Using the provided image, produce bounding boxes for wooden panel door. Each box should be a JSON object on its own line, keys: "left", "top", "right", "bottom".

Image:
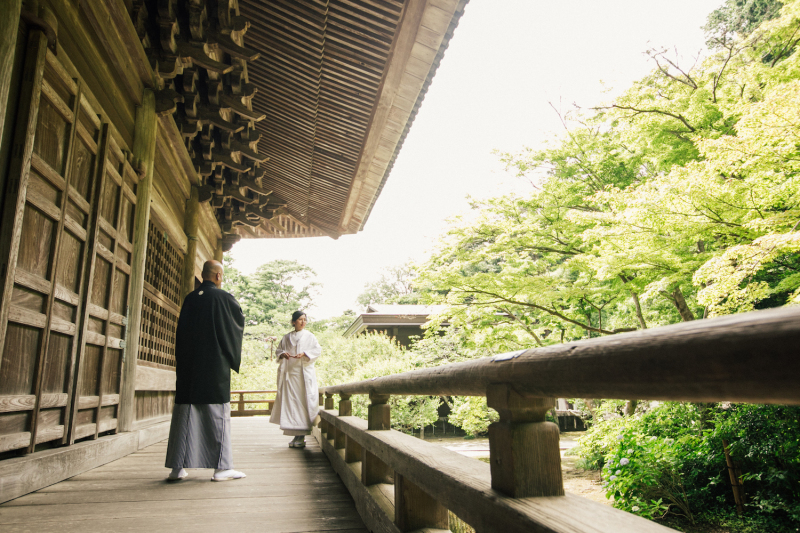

{"left": 0, "top": 31, "right": 140, "bottom": 453}
{"left": 0, "top": 37, "right": 101, "bottom": 453}
{"left": 69, "top": 132, "right": 139, "bottom": 443}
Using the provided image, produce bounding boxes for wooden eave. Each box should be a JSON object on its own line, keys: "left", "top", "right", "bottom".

{"left": 74, "top": 0, "right": 468, "bottom": 242}
{"left": 239, "top": 0, "right": 469, "bottom": 239}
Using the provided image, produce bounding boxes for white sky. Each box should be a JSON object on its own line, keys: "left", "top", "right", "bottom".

{"left": 232, "top": 0, "right": 723, "bottom": 319}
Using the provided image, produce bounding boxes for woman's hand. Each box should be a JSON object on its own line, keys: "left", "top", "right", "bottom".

{"left": 278, "top": 352, "right": 289, "bottom": 360}
{"left": 292, "top": 352, "right": 305, "bottom": 359}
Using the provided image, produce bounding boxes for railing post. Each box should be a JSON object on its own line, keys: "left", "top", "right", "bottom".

{"left": 238, "top": 392, "right": 244, "bottom": 413}
{"left": 363, "top": 392, "right": 393, "bottom": 485}
{"left": 367, "top": 393, "right": 390, "bottom": 430}
{"left": 486, "top": 384, "right": 564, "bottom": 497}
{"left": 335, "top": 393, "right": 350, "bottom": 450}
{"left": 338, "top": 393, "right": 352, "bottom": 416}
{"left": 395, "top": 474, "right": 449, "bottom": 532}
{"left": 322, "top": 393, "right": 335, "bottom": 438}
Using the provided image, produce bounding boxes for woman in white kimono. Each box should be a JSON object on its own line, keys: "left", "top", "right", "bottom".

{"left": 269, "top": 311, "right": 322, "bottom": 447}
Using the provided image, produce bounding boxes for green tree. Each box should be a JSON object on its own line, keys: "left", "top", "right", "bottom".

{"left": 357, "top": 262, "right": 421, "bottom": 307}
{"left": 223, "top": 255, "right": 320, "bottom": 326}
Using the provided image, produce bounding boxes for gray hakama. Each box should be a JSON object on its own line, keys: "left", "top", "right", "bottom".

{"left": 164, "top": 403, "right": 233, "bottom": 469}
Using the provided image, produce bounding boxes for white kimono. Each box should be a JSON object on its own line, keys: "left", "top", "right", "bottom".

{"left": 269, "top": 329, "right": 322, "bottom": 435}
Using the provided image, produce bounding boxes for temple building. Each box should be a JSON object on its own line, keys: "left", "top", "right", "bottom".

{"left": 343, "top": 304, "right": 447, "bottom": 347}
{"left": 0, "top": 0, "right": 466, "bottom": 501}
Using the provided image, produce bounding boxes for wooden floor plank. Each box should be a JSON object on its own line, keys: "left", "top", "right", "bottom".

{"left": 0, "top": 418, "right": 366, "bottom": 532}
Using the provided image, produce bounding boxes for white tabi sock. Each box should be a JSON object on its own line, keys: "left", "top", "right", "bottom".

{"left": 167, "top": 468, "right": 188, "bottom": 481}
{"left": 212, "top": 469, "right": 246, "bottom": 481}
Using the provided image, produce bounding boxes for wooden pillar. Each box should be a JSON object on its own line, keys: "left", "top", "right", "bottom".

{"left": 362, "top": 392, "right": 392, "bottom": 485}
{"left": 486, "top": 384, "right": 564, "bottom": 497}
{"left": 180, "top": 185, "right": 199, "bottom": 301}
{"left": 119, "top": 89, "right": 157, "bottom": 433}
{"left": 395, "top": 474, "right": 449, "bottom": 532}
{"left": 324, "top": 392, "right": 334, "bottom": 411}
{"left": 214, "top": 240, "right": 223, "bottom": 262}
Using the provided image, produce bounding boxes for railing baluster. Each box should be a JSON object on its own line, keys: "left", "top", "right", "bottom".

{"left": 367, "top": 393, "right": 390, "bottom": 430}
{"left": 345, "top": 434, "right": 361, "bottom": 464}
{"left": 335, "top": 393, "right": 350, "bottom": 450}
{"left": 487, "top": 384, "right": 564, "bottom": 497}
{"left": 395, "top": 474, "right": 449, "bottom": 532}
{"left": 338, "top": 393, "right": 351, "bottom": 416}
{"left": 363, "top": 392, "right": 393, "bottom": 485}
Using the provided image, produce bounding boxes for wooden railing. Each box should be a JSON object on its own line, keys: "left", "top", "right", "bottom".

{"left": 316, "top": 306, "right": 800, "bottom": 533}
{"left": 230, "top": 390, "right": 276, "bottom": 417}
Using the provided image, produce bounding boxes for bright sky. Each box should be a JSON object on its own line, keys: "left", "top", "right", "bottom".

{"left": 232, "top": 0, "right": 723, "bottom": 319}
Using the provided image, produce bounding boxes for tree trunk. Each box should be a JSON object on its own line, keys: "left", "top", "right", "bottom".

{"left": 630, "top": 290, "right": 648, "bottom": 329}
{"left": 661, "top": 286, "right": 696, "bottom": 322}
{"left": 672, "top": 287, "right": 696, "bottom": 321}
{"left": 623, "top": 399, "right": 638, "bottom": 416}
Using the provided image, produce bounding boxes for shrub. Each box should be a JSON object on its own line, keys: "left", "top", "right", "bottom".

{"left": 575, "top": 402, "right": 800, "bottom": 528}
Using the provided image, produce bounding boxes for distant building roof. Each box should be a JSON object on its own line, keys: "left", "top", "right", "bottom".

{"left": 343, "top": 304, "right": 448, "bottom": 338}
{"left": 365, "top": 304, "right": 447, "bottom": 315}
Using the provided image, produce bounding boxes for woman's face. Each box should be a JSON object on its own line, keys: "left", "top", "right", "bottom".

{"left": 293, "top": 315, "right": 307, "bottom": 331}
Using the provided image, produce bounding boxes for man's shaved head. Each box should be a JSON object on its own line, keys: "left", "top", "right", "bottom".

{"left": 202, "top": 260, "right": 224, "bottom": 287}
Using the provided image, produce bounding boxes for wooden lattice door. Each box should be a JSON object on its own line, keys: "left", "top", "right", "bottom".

{"left": 69, "top": 132, "right": 138, "bottom": 443}
{"left": 0, "top": 33, "right": 138, "bottom": 454}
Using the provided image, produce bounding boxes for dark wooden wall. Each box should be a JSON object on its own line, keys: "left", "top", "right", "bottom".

{"left": 0, "top": 29, "right": 140, "bottom": 455}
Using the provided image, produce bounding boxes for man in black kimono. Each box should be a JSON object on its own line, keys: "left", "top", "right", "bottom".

{"left": 165, "top": 259, "right": 246, "bottom": 481}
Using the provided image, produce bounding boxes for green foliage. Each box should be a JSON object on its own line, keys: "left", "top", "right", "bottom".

{"left": 356, "top": 262, "right": 422, "bottom": 308}
{"left": 715, "top": 405, "right": 800, "bottom": 522}
{"left": 418, "top": 0, "right": 800, "bottom": 350}
{"left": 705, "top": 0, "right": 784, "bottom": 46}
{"left": 447, "top": 396, "right": 498, "bottom": 437}
{"left": 223, "top": 255, "right": 319, "bottom": 326}
{"left": 574, "top": 402, "right": 800, "bottom": 528}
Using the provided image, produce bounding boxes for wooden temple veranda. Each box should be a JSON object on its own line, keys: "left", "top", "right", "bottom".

{"left": 1, "top": 1, "right": 800, "bottom": 533}
{"left": 0, "top": 0, "right": 466, "bottom": 511}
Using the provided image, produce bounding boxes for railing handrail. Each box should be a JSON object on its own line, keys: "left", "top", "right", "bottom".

{"left": 230, "top": 390, "right": 277, "bottom": 395}
{"left": 321, "top": 305, "right": 800, "bottom": 405}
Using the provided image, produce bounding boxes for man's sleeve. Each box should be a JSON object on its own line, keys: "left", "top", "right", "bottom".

{"left": 214, "top": 293, "right": 245, "bottom": 373}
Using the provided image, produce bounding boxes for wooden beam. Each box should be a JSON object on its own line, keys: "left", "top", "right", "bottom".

{"left": 321, "top": 305, "right": 800, "bottom": 405}
{"left": 79, "top": 0, "right": 145, "bottom": 104}
{"left": 119, "top": 89, "right": 157, "bottom": 433}
{"left": 0, "top": 420, "right": 170, "bottom": 504}
{"left": 181, "top": 185, "right": 200, "bottom": 301}
{"left": 134, "top": 364, "right": 176, "bottom": 392}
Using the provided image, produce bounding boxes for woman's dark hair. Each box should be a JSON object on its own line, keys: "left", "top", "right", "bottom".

{"left": 291, "top": 310, "right": 306, "bottom": 323}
